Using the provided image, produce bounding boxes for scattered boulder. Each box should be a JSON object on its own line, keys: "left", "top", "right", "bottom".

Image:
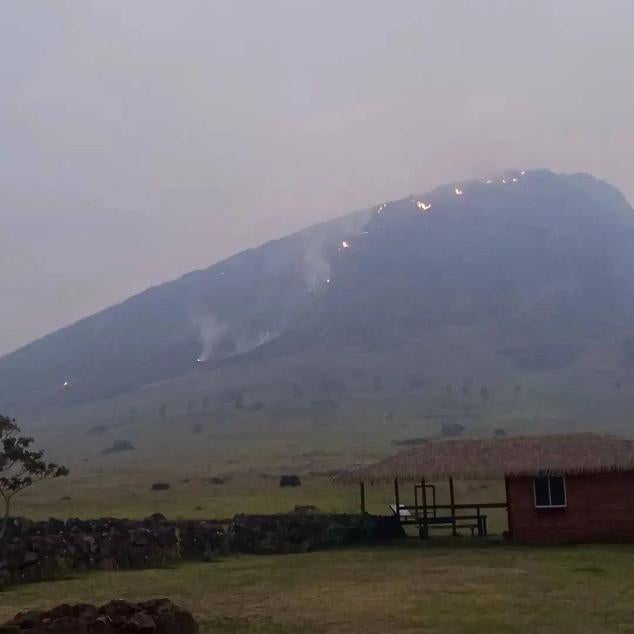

{"left": 151, "top": 483, "right": 171, "bottom": 491}
{"left": 280, "top": 475, "right": 301, "bottom": 488}
{"left": 0, "top": 599, "right": 198, "bottom": 633}
{"left": 206, "top": 477, "right": 224, "bottom": 485}
{"left": 101, "top": 440, "right": 135, "bottom": 455}
{"left": 59, "top": 496, "right": 72, "bottom": 501}
{"left": 86, "top": 425, "right": 109, "bottom": 436}
{"left": 392, "top": 437, "right": 427, "bottom": 446}
{"left": 493, "top": 428, "right": 507, "bottom": 437}
{"left": 441, "top": 422, "right": 465, "bottom": 437}
{"left": 294, "top": 505, "right": 318, "bottom": 514}
{"left": 309, "top": 398, "right": 340, "bottom": 411}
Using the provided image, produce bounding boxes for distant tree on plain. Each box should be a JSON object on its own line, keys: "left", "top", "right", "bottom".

{"left": 407, "top": 375, "right": 425, "bottom": 391}
{"left": 159, "top": 404, "right": 167, "bottom": 420}
{"left": 320, "top": 378, "right": 346, "bottom": 394}
{"left": 127, "top": 407, "right": 137, "bottom": 424}
{"left": 480, "top": 386, "right": 490, "bottom": 401}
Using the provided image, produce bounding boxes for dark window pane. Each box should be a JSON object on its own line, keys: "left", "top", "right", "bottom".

{"left": 534, "top": 477, "right": 550, "bottom": 506}
{"left": 549, "top": 476, "right": 566, "bottom": 506}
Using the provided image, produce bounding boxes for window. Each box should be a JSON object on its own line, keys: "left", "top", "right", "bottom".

{"left": 533, "top": 475, "right": 566, "bottom": 508}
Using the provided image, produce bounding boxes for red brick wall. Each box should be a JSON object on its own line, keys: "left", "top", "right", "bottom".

{"left": 507, "top": 470, "right": 634, "bottom": 543}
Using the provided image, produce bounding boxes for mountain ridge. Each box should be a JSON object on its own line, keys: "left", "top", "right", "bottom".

{"left": 2, "top": 169, "right": 634, "bottom": 418}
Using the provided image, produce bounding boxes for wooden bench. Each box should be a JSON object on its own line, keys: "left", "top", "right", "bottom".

{"left": 389, "top": 504, "right": 413, "bottom": 518}
{"left": 422, "top": 515, "right": 488, "bottom": 537}
{"left": 390, "top": 505, "right": 488, "bottom": 536}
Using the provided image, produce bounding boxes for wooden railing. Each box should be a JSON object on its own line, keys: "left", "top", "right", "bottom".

{"left": 393, "top": 502, "right": 508, "bottom": 537}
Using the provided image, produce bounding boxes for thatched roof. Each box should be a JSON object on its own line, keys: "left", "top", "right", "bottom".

{"left": 334, "top": 433, "right": 634, "bottom": 483}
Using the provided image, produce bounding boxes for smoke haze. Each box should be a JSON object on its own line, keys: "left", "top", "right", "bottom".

{"left": 2, "top": 1, "right": 633, "bottom": 355}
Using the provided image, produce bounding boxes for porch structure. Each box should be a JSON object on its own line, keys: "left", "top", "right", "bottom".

{"left": 335, "top": 433, "right": 634, "bottom": 541}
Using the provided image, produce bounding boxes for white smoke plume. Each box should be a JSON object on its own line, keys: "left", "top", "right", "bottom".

{"left": 303, "top": 239, "right": 331, "bottom": 290}
{"left": 234, "top": 329, "right": 280, "bottom": 355}
{"left": 301, "top": 209, "right": 371, "bottom": 290}
{"left": 190, "top": 310, "right": 229, "bottom": 362}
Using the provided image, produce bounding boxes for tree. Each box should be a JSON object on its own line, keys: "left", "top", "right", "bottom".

{"left": 372, "top": 376, "right": 384, "bottom": 393}
{"left": 159, "top": 404, "right": 167, "bottom": 420}
{"left": 1, "top": 415, "right": 68, "bottom": 541}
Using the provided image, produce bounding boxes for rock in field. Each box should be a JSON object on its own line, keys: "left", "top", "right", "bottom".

{"left": 0, "top": 598, "right": 198, "bottom": 633}
{"left": 101, "top": 440, "right": 135, "bottom": 455}
{"left": 279, "top": 475, "right": 301, "bottom": 487}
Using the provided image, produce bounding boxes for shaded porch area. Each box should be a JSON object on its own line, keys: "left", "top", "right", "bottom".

{"left": 359, "top": 477, "right": 508, "bottom": 538}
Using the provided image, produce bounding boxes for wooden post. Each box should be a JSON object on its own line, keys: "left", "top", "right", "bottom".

{"left": 421, "top": 478, "right": 429, "bottom": 539}
{"left": 449, "top": 476, "right": 457, "bottom": 537}
{"left": 504, "top": 476, "right": 513, "bottom": 538}
{"left": 394, "top": 478, "right": 401, "bottom": 523}
{"left": 360, "top": 481, "right": 366, "bottom": 514}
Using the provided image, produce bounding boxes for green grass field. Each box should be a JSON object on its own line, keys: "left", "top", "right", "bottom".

{"left": 7, "top": 379, "right": 634, "bottom": 632}
{"left": 3, "top": 543, "right": 634, "bottom": 633}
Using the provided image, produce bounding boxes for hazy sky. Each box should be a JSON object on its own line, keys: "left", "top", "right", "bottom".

{"left": 2, "top": 1, "right": 633, "bottom": 355}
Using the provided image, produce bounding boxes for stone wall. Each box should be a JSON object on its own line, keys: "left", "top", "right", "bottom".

{"left": 0, "top": 513, "right": 400, "bottom": 587}
{"left": 229, "top": 513, "right": 372, "bottom": 554}
{"left": 0, "top": 515, "right": 227, "bottom": 588}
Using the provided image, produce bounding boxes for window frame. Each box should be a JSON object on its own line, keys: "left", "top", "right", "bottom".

{"left": 533, "top": 474, "right": 567, "bottom": 509}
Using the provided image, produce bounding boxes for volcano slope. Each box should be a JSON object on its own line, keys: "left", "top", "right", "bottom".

{"left": 2, "top": 169, "right": 634, "bottom": 462}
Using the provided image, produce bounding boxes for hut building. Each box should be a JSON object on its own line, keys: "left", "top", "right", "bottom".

{"left": 336, "top": 433, "right": 634, "bottom": 543}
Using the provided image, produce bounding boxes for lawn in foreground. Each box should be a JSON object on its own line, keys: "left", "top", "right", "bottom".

{"left": 2, "top": 543, "right": 634, "bottom": 633}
